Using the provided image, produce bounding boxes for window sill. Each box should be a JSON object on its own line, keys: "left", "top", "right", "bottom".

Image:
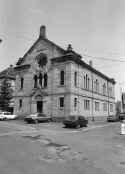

{"left": 58, "top": 85, "right": 65, "bottom": 88}
{"left": 18, "top": 89, "right": 24, "bottom": 92}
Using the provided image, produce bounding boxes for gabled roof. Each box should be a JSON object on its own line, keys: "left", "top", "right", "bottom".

{"left": 0, "top": 66, "right": 15, "bottom": 80}
{"left": 16, "top": 37, "right": 66, "bottom": 66}
{"left": 14, "top": 64, "right": 31, "bottom": 71}
{"left": 51, "top": 53, "right": 116, "bottom": 84}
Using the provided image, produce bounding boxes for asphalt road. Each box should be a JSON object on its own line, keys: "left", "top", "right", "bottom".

{"left": 0, "top": 121, "right": 125, "bottom": 174}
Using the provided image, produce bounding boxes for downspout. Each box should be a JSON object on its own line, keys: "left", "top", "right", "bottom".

{"left": 91, "top": 72, "right": 94, "bottom": 121}
{"left": 78, "top": 64, "right": 80, "bottom": 116}
{"left": 107, "top": 81, "right": 109, "bottom": 117}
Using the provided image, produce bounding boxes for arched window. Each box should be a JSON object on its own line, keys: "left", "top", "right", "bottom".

{"left": 34, "top": 75, "right": 38, "bottom": 88}
{"left": 84, "top": 76, "right": 86, "bottom": 89}
{"left": 95, "top": 79, "right": 99, "bottom": 92}
{"left": 39, "top": 73, "right": 43, "bottom": 87}
{"left": 95, "top": 79, "right": 98, "bottom": 91}
{"left": 88, "top": 78, "right": 90, "bottom": 90}
{"left": 19, "top": 99, "right": 22, "bottom": 109}
{"left": 60, "top": 70, "right": 64, "bottom": 85}
{"left": 86, "top": 74, "right": 88, "bottom": 89}
{"left": 103, "top": 83, "right": 106, "bottom": 95}
{"left": 97, "top": 81, "right": 99, "bottom": 92}
{"left": 20, "top": 77, "right": 24, "bottom": 90}
{"left": 74, "top": 71, "right": 77, "bottom": 87}
{"left": 44, "top": 73, "right": 48, "bottom": 87}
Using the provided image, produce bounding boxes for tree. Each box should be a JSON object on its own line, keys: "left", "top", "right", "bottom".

{"left": 0, "top": 78, "right": 13, "bottom": 111}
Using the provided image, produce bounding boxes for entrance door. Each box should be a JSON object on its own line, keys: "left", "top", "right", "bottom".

{"left": 37, "top": 101, "right": 43, "bottom": 113}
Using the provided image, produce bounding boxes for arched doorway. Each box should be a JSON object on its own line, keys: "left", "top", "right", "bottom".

{"left": 37, "top": 101, "right": 43, "bottom": 113}
{"left": 35, "top": 95, "right": 43, "bottom": 113}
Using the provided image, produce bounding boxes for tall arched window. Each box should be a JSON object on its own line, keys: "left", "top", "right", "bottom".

{"left": 94, "top": 79, "right": 99, "bottom": 93}
{"left": 86, "top": 74, "right": 88, "bottom": 89}
{"left": 44, "top": 73, "right": 48, "bottom": 87}
{"left": 39, "top": 73, "right": 43, "bottom": 87}
{"left": 95, "top": 79, "right": 98, "bottom": 92}
{"left": 34, "top": 75, "right": 38, "bottom": 88}
{"left": 103, "top": 83, "right": 106, "bottom": 95}
{"left": 97, "top": 81, "right": 99, "bottom": 92}
{"left": 74, "top": 71, "right": 77, "bottom": 87}
{"left": 20, "top": 77, "right": 24, "bottom": 90}
{"left": 84, "top": 76, "right": 86, "bottom": 89}
{"left": 88, "top": 78, "right": 90, "bottom": 90}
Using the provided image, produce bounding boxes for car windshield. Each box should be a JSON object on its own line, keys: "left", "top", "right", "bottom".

{"left": 67, "top": 116, "right": 76, "bottom": 121}
{"left": 37, "top": 113, "right": 46, "bottom": 117}
{"left": 4, "top": 112, "right": 11, "bottom": 115}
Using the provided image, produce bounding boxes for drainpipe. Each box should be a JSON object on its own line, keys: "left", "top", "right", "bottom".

{"left": 107, "top": 81, "right": 109, "bottom": 117}
{"left": 90, "top": 60, "right": 94, "bottom": 121}
{"left": 91, "top": 72, "right": 94, "bottom": 121}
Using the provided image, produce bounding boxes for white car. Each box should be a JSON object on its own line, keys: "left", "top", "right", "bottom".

{"left": 0, "top": 112, "right": 6, "bottom": 120}
{"left": 0, "top": 112, "right": 17, "bottom": 120}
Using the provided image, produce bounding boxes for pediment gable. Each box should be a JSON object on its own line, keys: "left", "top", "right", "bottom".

{"left": 16, "top": 36, "right": 66, "bottom": 67}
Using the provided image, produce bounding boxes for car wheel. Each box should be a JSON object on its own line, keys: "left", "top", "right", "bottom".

{"left": 80, "top": 124, "right": 84, "bottom": 128}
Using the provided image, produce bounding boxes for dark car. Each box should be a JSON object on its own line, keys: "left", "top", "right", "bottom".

{"left": 24, "top": 113, "right": 51, "bottom": 123}
{"left": 107, "top": 115, "right": 119, "bottom": 122}
{"left": 119, "top": 113, "right": 125, "bottom": 121}
{"left": 63, "top": 115, "right": 88, "bottom": 128}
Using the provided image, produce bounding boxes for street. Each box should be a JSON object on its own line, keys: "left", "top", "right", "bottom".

{"left": 0, "top": 120, "right": 125, "bottom": 174}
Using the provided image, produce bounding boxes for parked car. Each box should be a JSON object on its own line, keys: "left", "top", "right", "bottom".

{"left": 0, "top": 112, "right": 6, "bottom": 121}
{"left": 0, "top": 111, "right": 17, "bottom": 120}
{"left": 5, "top": 113, "right": 17, "bottom": 120}
{"left": 119, "top": 113, "right": 125, "bottom": 121}
{"left": 63, "top": 115, "right": 88, "bottom": 128}
{"left": 24, "top": 113, "right": 51, "bottom": 123}
{"left": 107, "top": 115, "right": 119, "bottom": 122}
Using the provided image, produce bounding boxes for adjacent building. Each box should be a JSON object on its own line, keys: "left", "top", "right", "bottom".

{"left": 14, "top": 26, "right": 116, "bottom": 121}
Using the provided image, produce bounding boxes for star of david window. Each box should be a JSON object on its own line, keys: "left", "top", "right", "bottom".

{"left": 36, "top": 53, "right": 47, "bottom": 68}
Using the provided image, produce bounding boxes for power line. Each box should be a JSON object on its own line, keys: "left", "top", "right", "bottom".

{"left": 83, "top": 53, "right": 125, "bottom": 62}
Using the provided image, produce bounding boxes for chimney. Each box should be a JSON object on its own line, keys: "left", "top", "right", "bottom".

{"left": 67, "top": 44, "right": 73, "bottom": 52}
{"left": 89, "top": 60, "right": 93, "bottom": 67}
{"left": 10, "top": 64, "right": 13, "bottom": 68}
{"left": 39, "top": 25, "right": 46, "bottom": 38}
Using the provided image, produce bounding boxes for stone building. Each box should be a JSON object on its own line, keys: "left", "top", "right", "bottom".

{"left": 14, "top": 26, "right": 115, "bottom": 121}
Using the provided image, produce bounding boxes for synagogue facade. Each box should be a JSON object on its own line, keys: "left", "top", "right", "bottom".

{"left": 14, "top": 26, "right": 115, "bottom": 121}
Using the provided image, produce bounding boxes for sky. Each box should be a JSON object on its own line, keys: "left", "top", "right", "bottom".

{"left": 0, "top": 0, "right": 125, "bottom": 100}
